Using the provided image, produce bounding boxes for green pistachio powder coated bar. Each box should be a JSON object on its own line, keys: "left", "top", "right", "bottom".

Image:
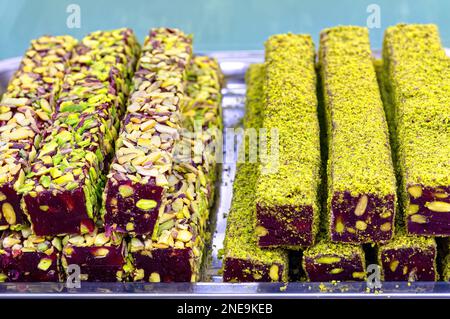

{"left": 443, "top": 239, "right": 450, "bottom": 281}
{"left": 223, "top": 64, "right": 289, "bottom": 282}
{"left": 376, "top": 58, "right": 437, "bottom": 281}
{"left": 127, "top": 56, "right": 223, "bottom": 282}
{"left": 0, "top": 36, "right": 78, "bottom": 230}
{"left": 383, "top": 25, "right": 450, "bottom": 237}
{"left": 255, "top": 34, "right": 321, "bottom": 248}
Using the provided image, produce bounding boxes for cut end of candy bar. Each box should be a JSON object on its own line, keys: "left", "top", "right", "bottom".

{"left": 320, "top": 26, "right": 396, "bottom": 244}
{"left": 303, "top": 240, "right": 366, "bottom": 282}
{"left": 104, "top": 179, "right": 162, "bottom": 235}
{"left": 61, "top": 230, "right": 126, "bottom": 282}
{"left": 0, "top": 184, "right": 27, "bottom": 229}
{"left": 330, "top": 192, "right": 395, "bottom": 243}
{"left": 442, "top": 239, "right": 450, "bottom": 282}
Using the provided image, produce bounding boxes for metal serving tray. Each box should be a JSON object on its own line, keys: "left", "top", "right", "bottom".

{"left": 0, "top": 51, "right": 449, "bottom": 298}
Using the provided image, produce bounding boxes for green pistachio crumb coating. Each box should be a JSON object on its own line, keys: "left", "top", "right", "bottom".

{"left": 255, "top": 34, "right": 321, "bottom": 238}
{"left": 320, "top": 26, "right": 396, "bottom": 198}
{"left": 383, "top": 24, "right": 450, "bottom": 206}
{"left": 223, "top": 64, "right": 289, "bottom": 281}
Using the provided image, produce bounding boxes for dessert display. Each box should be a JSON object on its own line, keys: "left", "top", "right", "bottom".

{"left": 222, "top": 64, "right": 288, "bottom": 282}
{"left": 255, "top": 34, "right": 321, "bottom": 248}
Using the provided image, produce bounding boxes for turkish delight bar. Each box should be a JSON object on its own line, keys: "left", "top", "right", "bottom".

{"left": 223, "top": 64, "right": 288, "bottom": 282}
{"left": 103, "top": 28, "right": 193, "bottom": 236}
{"left": 61, "top": 228, "right": 127, "bottom": 282}
{"left": 57, "top": 28, "right": 140, "bottom": 118}
{"left": 127, "top": 55, "right": 223, "bottom": 282}
{"left": 0, "top": 227, "right": 61, "bottom": 282}
{"left": 20, "top": 29, "right": 139, "bottom": 236}
{"left": 320, "top": 26, "right": 396, "bottom": 243}
{"left": 177, "top": 55, "right": 224, "bottom": 203}
{"left": 302, "top": 235, "right": 366, "bottom": 282}
{"left": 255, "top": 34, "right": 321, "bottom": 248}
{"left": 378, "top": 230, "right": 437, "bottom": 281}
{"left": 0, "top": 35, "right": 77, "bottom": 230}
{"left": 383, "top": 24, "right": 450, "bottom": 236}
{"left": 375, "top": 53, "right": 438, "bottom": 282}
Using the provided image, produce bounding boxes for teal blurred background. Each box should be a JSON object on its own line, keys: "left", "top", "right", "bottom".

{"left": 0, "top": 0, "right": 449, "bottom": 59}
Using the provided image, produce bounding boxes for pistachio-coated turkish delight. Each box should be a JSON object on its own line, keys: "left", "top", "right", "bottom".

{"left": 255, "top": 34, "right": 321, "bottom": 248}
{"left": 0, "top": 35, "right": 77, "bottom": 230}
{"left": 103, "top": 28, "right": 193, "bottom": 236}
{"left": 442, "top": 239, "right": 450, "bottom": 281}
{"left": 319, "top": 26, "right": 396, "bottom": 243}
{"left": 61, "top": 228, "right": 127, "bottom": 282}
{"left": 376, "top": 43, "right": 438, "bottom": 281}
{"left": 127, "top": 56, "right": 223, "bottom": 282}
{"left": 19, "top": 112, "right": 110, "bottom": 235}
{"left": 223, "top": 64, "right": 288, "bottom": 282}
{"left": 20, "top": 29, "right": 139, "bottom": 236}
{"left": 383, "top": 24, "right": 450, "bottom": 236}
{"left": 378, "top": 230, "right": 437, "bottom": 281}
{"left": 0, "top": 227, "right": 61, "bottom": 282}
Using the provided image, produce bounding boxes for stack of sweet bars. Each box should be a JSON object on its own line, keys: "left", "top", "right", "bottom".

{"left": 0, "top": 27, "right": 223, "bottom": 282}
{"left": 223, "top": 24, "right": 450, "bottom": 282}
